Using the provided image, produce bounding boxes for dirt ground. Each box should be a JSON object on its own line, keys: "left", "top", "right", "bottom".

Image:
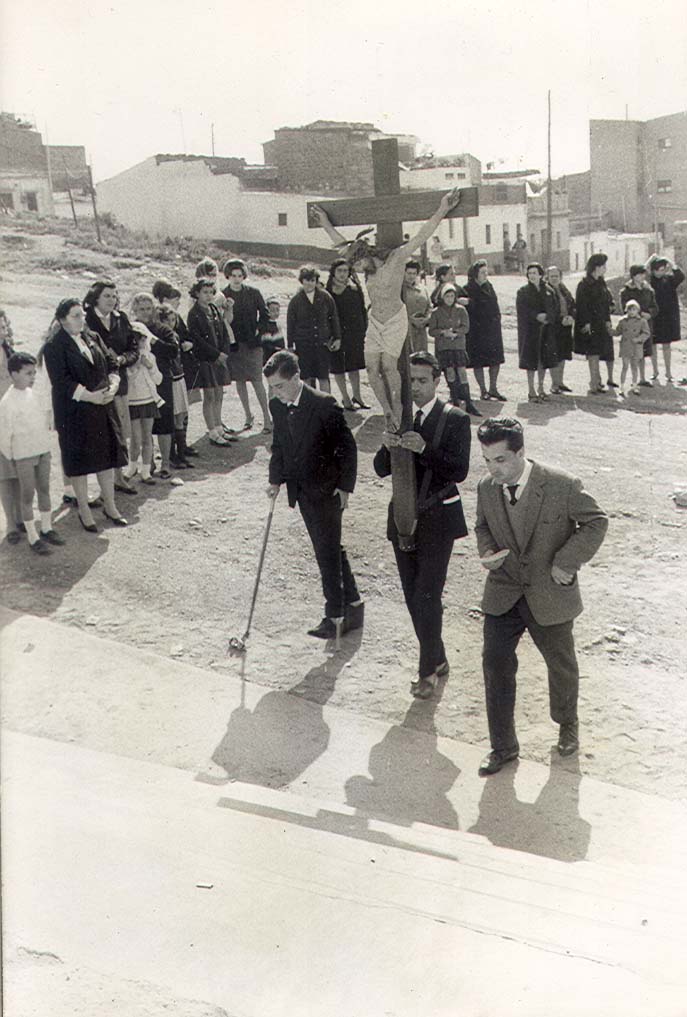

{"left": 2, "top": 223, "right": 687, "bottom": 801}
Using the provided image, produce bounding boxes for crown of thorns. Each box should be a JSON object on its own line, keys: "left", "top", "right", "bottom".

{"left": 336, "top": 227, "right": 394, "bottom": 264}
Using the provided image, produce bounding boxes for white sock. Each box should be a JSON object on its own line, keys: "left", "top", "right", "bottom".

{"left": 140, "top": 462, "right": 151, "bottom": 480}
{"left": 124, "top": 460, "right": 139, "bottom": 480}
{"left": 25, "top": 519, "right": 39, "bottom": 544}
{"left": 40, "top": 511, "right": 52, "bottom": 533}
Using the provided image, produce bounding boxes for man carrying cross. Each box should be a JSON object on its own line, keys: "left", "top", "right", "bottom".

{"left": 311, "top": 188, "right": 462, "bottom": 431}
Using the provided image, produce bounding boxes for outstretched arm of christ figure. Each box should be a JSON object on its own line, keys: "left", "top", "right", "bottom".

{"left": 397, "top": 188, "right": 462, "bottom": 259}
{"left": 310, "top": 205, "right": 348, "bottom": 248}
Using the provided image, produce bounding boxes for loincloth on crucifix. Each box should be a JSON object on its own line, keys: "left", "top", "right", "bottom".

{"left": 364, "top": 304, "right": 408, "bottom": 432}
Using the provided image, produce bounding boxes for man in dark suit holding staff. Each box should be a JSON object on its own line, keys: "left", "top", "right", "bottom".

{"left": 374, "top": 351, "right": 471, "bottom": 700}
{"left": 265, "top": 350, "right": 362, "bottom": 641}
{"left": 475, "top": 417, "right": 608, "bottom": 775}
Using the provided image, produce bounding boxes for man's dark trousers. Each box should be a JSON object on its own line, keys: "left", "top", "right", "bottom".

{"left": 297, "top": 489, "right": 359, "bottom": 618}
{"left": 483, "top": 596, "right": 579, "bottom": 752}
{"left": 392, "top": 530, "right": 454, "bottom": 680}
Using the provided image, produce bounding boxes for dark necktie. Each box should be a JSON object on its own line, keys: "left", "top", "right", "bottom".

{"left": 286, "top": 403, "right": 298, "bottom": 437}
{"left": 413, "top": 410, "right": 423, "bottom": 431}
{"left": 506, "top": 485, "right": 518, "bottom": 506}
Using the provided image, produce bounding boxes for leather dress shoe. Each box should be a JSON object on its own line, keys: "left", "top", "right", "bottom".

{"left": 478, "top": 747, "right": 519, "bottom": 776}
{"left": 410, "top": 673, "right": 437, "bottom": 699}
{"left": 342, "top": 601, "right": 365, "bottom": 634}
{"left": 307, "top": 617, "right": 337, "bottom": 639}
{"left": 557, "top": 722, "right": 579, "bottom": 756}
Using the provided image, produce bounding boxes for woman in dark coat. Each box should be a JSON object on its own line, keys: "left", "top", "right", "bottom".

{"left": 516, "top": 263, "right": 560, "bottom": 401}
{"left": 222, "top": 258, "right": 272, "bottom": 432}
{"left": 619, "top": 264, "right": 658, "bottom": 387}
{"left": 152, "top": 278, "right": 200, "bottom": 463}
{"left": 84, "top": 278, "right": 139, "bottom": 495}
{"left": 325, "top": 258, "right": 369, "bottom": 409}
{"left": 574, "top": 253, "right": 616, "bottom": 393}
{"left": 286, "top": 265, "right": 341, "bottom": 392}
{"left": 646, "top": 256, "right": 684, "bottom": 383}
{"left": 42, "top": 298, "right": 127, "bottom": 530}
{"left": 465, "top": 259, "right": 506, "bottom": 401}
{"left": 187, "top": 277, "right": 234, "bottom": 446}
{"left": 546, "top": 265, "right": 576, "bottom": 393}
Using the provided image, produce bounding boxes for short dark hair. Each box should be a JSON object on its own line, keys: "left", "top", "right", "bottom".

{"left": 434, "top": 262, "right": 453, "bottom": 281}
{"left": 55, "top": 297, "right": 83, "bottom": 322}
{"left": 526, "top": 262, "right": 545, "bottom": 277}
{"left": 405, "top": 259, "right": 421, "bottom": 272}
{"left": 266, "top": 297, "right": 280, "bottom": 308}
{"left": 83, "top": 278, "right": 116, "bottom": 310}
{"left": 629, "top": 264, "right": 646, "bottom": 279}
{"left": 8, "top": 351, "right": 37, "bottom": 373}
{"left": 651, "top": 257, "right": 669, "bottom": 270}
{"left": 409, "top": 350, "right": 441, "bottom": 379}
{"left": 263, "top": 349, "right": 300, "bottom": 379}
{"left": 586, "top": 253, "right": 608, "bottom": 275}
{"left": 152, "top": 278, "right": 182, "bottom": 302}
{"left": 477, "top": 417, "right": 524, "bottom": 452}
{"left": 189, "top": 277, "right": 215, "bottom": 300}
{"left": 298, "top": 265, "right": 319, "bottom": 283}
{"left": 222, "top": 258, "right": 247, "bottom": 278}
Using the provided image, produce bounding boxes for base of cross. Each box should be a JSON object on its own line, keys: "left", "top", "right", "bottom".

{"left": 387, "top": 339, "right": 418, "bottom": 553}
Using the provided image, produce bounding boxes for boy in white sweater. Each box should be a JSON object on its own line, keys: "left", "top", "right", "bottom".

{"left": 0, "top": 352, "right": 64, "bottom": 554}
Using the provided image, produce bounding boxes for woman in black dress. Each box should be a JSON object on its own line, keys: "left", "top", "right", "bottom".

{"left": 84, "top": 278, "right": 138, "bottom": 495}
{"left": 465, "top": 260, "right": 506, "bottom": 401}
{"left": 325, "top": 258, "right": 369, "bottom": 409}
{"left": 573, "top": 253, "right": 615, "bottom": 393}
{"left": 545, "top": 266, "right": 576, "bottom": 393}
{"left": 42, "top": 298, "right": 127, "bottom": 531}
{"left": 516, "top": 263, "right": 560, "bottom": 401}
{"left": 646, "top": 256, "right": 685, "bottom": 383}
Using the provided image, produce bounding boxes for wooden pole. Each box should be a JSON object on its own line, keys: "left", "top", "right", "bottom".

{"left": 546, "top": 90, "right": 553, "bottom": 263}
{"left": 87, "top": 163, "right": 102, "bottom": 243}
{"left": 62, "top": 156, "right": 78, "bottom": 227}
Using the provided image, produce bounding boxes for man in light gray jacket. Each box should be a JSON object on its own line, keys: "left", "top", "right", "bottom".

{"left": 475, "top": 417, "right": 608, "bottom": 775}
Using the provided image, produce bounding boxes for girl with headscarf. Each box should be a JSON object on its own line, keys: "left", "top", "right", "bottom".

{"left": 465, "top": 260, "right": 506, "bottom": 401}
{"left": 516, "top": 263, "right": 560, "bottom": 401}
{"left": 325, "top": 258, "right": 369, "bottom": 409}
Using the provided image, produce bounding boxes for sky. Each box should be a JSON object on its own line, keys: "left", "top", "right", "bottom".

{"left": 2, "top": 0, "right": 686, "bottom": 184}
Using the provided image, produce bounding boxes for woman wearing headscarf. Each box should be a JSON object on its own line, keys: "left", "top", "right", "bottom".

{"left": 574, "top": 253, "right": 615, "bottom": 393}
{"left": 545, "top": 266, "right": 576, "bottom": 393}
{"left": 42, "top": 298, "right": 128, "bottom": 531}
{"left": 465, "top": 259, "right": 506, "bottom": 401}
{"left": 646, "top": 255, "right": 684, "bottom": 383}
{"left": 325, "top": 258, "right": 369, "bottom": 409}
{"left": 516, "top": 263, "right": 560, "bottom": 401}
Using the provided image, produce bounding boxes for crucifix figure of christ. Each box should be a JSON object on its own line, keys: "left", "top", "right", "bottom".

{"left": 308, "top": 138, "right": 479, "bottom": 550}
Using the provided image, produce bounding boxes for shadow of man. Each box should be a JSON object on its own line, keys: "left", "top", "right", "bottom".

{"left": 344, "top": 678, "right": 460, "bottom": 831}
{"left": 202, "top": 629, "right": 363, "bottom": 789}
{"left": 469, "top": 750, "right": 591, "bottom": 863}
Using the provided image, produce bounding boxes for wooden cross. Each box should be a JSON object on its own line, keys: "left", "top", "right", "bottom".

{"left": 307, "top": 139, "right": 479, "bottom": 551}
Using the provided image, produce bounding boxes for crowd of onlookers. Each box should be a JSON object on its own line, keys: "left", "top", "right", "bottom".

{"left": 0, "top": 250, "right": 683, "bottom": 556}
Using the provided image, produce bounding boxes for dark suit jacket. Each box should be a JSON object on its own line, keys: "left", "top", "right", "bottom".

{"left": 286, "top": 288, "right": 341, "bottom": 349}
{"left": 475, "top": 460, "right": 608, "bottom": 625}
{"left": 269, "top": 384, "right": 357, "bottom": 507}
{"left": 373, "top": 399, "right": 471, "bottom": 543}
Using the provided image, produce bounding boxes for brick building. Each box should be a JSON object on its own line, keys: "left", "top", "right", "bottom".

{"left": 590, "top": 111, "right": 687, "bottom": 242}
{"left": 0, "top": 113, "right": 54, "bottom": 214}
{"left": 263, "top": 120, "right": 417, "bottom": 195}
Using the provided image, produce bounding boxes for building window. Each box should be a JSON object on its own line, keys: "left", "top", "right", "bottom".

{"left": 445, "top": 172, "right": 454, "bottom": 180}
{"left": 575, "top": 252, "right": 579, "bottom": 271}
{"left": 494, "top": 186, "right": 508, "bottom": 202}
{"left": 24, "top": 192, "right": 38, "bottom": 212}
{"left": 657, "top": 180, "right": 672, "bottom": 193}
{"left": 448, "top": 218, "right": 455, "bottom": 240}
{"left": 556, "top": 231, "right": 561, "bottom": 250}
{"left": 658, "top": 222, "right": 666, "bottom": 238}
{"left": 530, "top": 234, "right": 536, "bottom": 252}
{"left": 658, "top": 138, "right": 672, "bottom": 149}
{"left": 485, "top": 225, "right": 491, "bottom": 245}
{"left": 0, "top": 192, "right": 14, "bottom": 211}
{"left": 278, "top": 212, "right": 288, "bottom": 226}
{"left": 516, "top": 223, "right": 522, "bottom": 239}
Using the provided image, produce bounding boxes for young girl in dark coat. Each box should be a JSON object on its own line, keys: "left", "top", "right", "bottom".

{"left": 187, "top": 278, "right": 235, "bottom": 446}
{"left": 153, "top": 278, "right": 200, "bottom": 461}
{"left": 427, "top": 283, "right": 481, "bottom": 415}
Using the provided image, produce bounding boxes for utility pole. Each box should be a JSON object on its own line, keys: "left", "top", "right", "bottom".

{"left": 87, "top": 158, "right": 102, "bottom": 243}
{"left": 546, "top": 90, "right": 553, "bottom": 263}
{"left": 62, "top": 155, "right": 78, "bottom": 227}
